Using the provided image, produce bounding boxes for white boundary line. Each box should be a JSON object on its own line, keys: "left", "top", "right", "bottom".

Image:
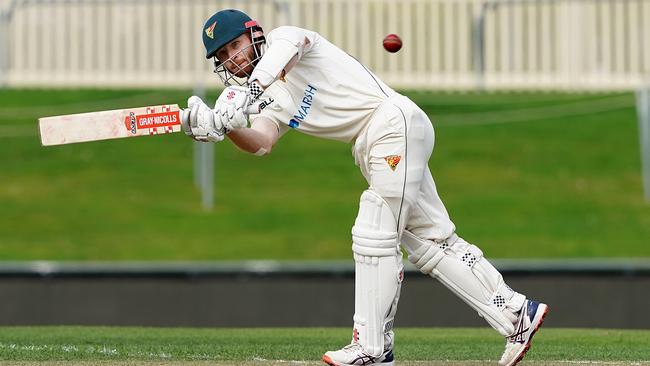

{"left": 0, "top": 360, "right": 648, "bottom": 366}
{"left": 434, "top": 94, "right": 634, "bottom": 127}
{"left": 1, "top": 342, "right": 649, "bottom": 365}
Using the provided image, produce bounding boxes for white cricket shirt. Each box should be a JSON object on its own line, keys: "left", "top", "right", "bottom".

{"left": 252, "top": 26, "right": 397, "bottom": 143}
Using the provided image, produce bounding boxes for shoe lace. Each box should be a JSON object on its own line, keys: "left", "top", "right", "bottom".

{"left": 343, "top": 343, "right": 364, "bottom": 352}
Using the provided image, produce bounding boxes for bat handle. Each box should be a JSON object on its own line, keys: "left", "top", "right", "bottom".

{"left": 244, "top": 100, "right": 264, "bottom": 116}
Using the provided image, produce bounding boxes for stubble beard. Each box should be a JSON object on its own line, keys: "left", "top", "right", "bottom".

{"left": 227, "top": 47, "right": 256, "bottom": 78}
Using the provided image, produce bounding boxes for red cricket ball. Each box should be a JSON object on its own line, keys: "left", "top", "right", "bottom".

{"left": 383, "top": 34, "right": 402, "bottom": 53}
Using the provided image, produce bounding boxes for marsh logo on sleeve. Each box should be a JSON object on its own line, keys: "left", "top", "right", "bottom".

{"left": 288, "top": 84, "right": 317, "bottom": 128}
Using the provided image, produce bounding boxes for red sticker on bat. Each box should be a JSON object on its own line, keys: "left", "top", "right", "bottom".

{"left": 124, "top": 110, "right": 180, "bottom": 134}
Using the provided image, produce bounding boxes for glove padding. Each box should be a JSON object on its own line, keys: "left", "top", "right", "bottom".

{"left": 214, "top": 86, "right": 251, "bottom": 132}
{"left": 180, "top": 96, "right": 225, "bottom": 142}
{"left": 180, "top": 86, "right": 255, "bottom": 142}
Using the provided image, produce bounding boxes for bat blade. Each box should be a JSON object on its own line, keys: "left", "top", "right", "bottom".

{"left": 38, "top": 104, "right": 182, "bottom": 146}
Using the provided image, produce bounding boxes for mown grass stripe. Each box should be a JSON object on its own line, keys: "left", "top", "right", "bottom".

{"left": 1, "top": 90, "right": 649, "bottom": 260}
{"left": 0, "top": 327, "right": 648, "bottom": 362}
{"left": 1, "top": 361, "right": 649, "bottom": 366}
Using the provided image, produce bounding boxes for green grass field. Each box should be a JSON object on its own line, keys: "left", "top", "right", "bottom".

{"left": 0, "top": 327, "right": 649, "bottom": 364}
{"left": 1, "top": 89, "right": 649, "bottom": 260}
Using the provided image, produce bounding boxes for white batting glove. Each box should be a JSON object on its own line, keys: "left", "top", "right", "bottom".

{"left": 180, "top": 96, "right": 225, "bottom": 142}
{"left": 214, "top": 86, "right": 251, "bottom": 132}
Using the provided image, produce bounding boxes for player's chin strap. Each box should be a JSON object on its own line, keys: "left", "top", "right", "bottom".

{"left": 352, "top": 190, "right": 403, "bottom": 358}
{"left": 401, "top": 230, "right": 525, "bottom": 337}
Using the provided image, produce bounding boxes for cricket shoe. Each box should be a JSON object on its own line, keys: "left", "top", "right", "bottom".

{"left": 322, "top": 342, "right": 394, "bottom": 366}
{"left": 498, "top": 299, "right": 549, "bottom": 366}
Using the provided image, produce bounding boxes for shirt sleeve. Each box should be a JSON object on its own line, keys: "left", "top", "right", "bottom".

{"left": 265, "top": 26, "right": 316, "bottom": 54}
{"left": 249, "top": 26, "right": 316, "bottom": 87}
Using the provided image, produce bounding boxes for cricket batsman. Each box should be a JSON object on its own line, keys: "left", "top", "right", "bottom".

{"left": 180, "top": 9, "right": 549, "bottom": 366}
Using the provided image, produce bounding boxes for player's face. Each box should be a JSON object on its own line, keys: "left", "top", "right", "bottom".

{"left": 216, "top": 34, "right": 256, "bottom": 78}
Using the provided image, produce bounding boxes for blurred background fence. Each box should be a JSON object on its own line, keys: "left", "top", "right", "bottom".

{"left": 1, "top": 0, "right": 649, "bottom": 90}
{"left": 2, "top": 260, "right": 649, "bottom": 328}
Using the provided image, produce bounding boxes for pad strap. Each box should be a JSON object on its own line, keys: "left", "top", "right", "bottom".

{"left": 402, "top": 230, "right": 525, "bottom": 336}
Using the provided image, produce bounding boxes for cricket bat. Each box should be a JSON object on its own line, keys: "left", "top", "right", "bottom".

{"left": 38, "top": 104, "right": 182, "bottom": 146}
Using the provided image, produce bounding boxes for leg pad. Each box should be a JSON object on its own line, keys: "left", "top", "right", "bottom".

{"left": 402, "top": 230, "right": 525, "bottom": 336}
{"left": 352, "top": 190, "right": 403, "bottom": 357}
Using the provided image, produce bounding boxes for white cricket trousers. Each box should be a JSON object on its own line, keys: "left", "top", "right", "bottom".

{"left": 352, "top": 94, "right": 456, "bottom": 242}
{"left": 351, "top": 94, "right": 527, "bottom": 341}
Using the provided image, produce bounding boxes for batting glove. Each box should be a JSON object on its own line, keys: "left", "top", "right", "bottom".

{"left": 180, "top": 96, "right": 225, "bottom": 142}
{"left": 214, "top": 86, "right": 251, "bottom": 132}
